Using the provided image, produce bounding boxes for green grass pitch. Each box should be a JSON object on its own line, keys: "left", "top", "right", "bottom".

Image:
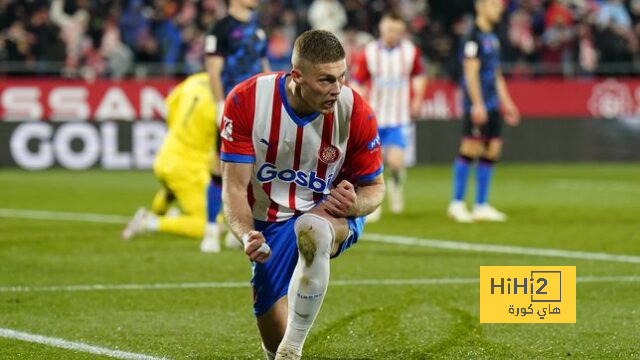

{"left": 0, "top": 164, "right": 639, "bottom": 359}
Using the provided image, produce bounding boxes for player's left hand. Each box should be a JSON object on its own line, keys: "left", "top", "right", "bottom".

{"left": 324, "top": 180, "right": 357, "bottom": 218}
{"left": 504, "top": 103, "right": 520, "bottom": 126}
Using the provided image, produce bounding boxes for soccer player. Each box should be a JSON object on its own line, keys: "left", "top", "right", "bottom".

{"left": 351, "top": 12, "right": 427, "bottom": 217}
{"left": 447, "top": 0, "right": 520, "bottom": 223}
{"left": 122, "top": 73, "right": 220, "bottom": 252}
{"left": 220, "top": 30, "right": 385, "bottom": 359}
{"left": 203, "top": 0, "right": 269, "bottom": 249}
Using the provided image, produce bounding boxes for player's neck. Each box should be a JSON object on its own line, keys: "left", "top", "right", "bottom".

{"left": 476, "top": 16, "right": 493, "bottom": 32}
{"left": 381, "top": 39, "right": 397, "bottom": 49}
{"left": 229, "top": 4, "right": 252, "bottom": 22}
{"left": 285, "top": 76, "right": 316, "bottom": 118}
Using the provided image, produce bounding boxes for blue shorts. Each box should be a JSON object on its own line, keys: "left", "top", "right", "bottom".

{"left": 378, "top": 126, "right": 407, "bottom": 149}
{"left": 251, "top": 215, "right": 365, "bottom": 316}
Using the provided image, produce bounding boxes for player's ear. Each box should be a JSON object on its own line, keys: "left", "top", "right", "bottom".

{"left": 291, "top": 68, "right": 303, "bottom": 84}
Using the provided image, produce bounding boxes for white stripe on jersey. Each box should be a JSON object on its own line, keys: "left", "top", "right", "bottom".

{"left": 364, "top": 39, "right": 417, "bottom": 127}
{"left": 249, "top": 74, "right": 277, "bottom": 221}
{"left": 249, "top": 75, "right": 354, "bottom": 222}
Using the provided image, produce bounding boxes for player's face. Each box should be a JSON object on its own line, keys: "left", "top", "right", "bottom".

{"left": 379, "top": 18, "right": 406, "bottom": 47}
{"left": 480, "top": 0, "right": 505, "bottom": 24}
{"left": 297, "top": 60, "right": 347, "bottom": 114}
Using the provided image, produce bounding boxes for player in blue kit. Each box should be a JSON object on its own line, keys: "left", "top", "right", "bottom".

{"left": 448, "top": 0, "right": 520, "bottom": 223}
{"left": 200, "top": 0, "right": 269, "bottom": 251}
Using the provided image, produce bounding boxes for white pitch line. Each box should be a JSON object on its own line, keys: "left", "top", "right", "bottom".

{"left": 0, "top": 276, "right": 638, "bottom": 293}
{"left": 0, "top": 208, "right": 129, "bottom": 224}
{"left": 361, "top": 233, "right": 640, "bottom": 264}
{"left": 0, "top": 328, "right": 166, "bottom": 360}
{"left": 1, "top": 208, "right": 640, "bottom": 264}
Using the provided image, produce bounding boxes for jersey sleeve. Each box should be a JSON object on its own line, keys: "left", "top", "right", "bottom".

{"left": 462, "top": 32, "right": 480, "bottom": 60}
{"left": 204, "top": 20, "right": 229, "bottom": 57}
{"left": 350, "top": 50, "right": 371, "bottom": 84}
{"left": 343, "top": 92, "right": 383, "bottom": 184}
{"left": 220, "top": 82, "right": 255, "bottom": 163}
{"left": 410, "top": 46, "right": 424, "bottom": 76}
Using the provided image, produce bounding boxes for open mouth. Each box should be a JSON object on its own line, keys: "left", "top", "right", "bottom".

{"left": 324, "top": 100, "right": 336, "bottom": 108}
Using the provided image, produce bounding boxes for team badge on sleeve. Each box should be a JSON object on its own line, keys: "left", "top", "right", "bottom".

{"left": 205, "top": 35, "right": 217, "bottom": 53}
{"left": 319, "top": 145, "right": 340, "bottom": 164}
{"left": 464, "top": 41, "right": 479, "bottom": 58}
{"left": 221, "top": 117, "right": 233, "bottom": 142}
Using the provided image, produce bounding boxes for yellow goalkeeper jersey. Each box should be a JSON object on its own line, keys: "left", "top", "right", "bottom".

{"left": 156, "top": 72, "right": 217, "bottom": 169}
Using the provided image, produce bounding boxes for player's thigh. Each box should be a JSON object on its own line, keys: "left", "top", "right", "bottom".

{"left": 484, "top": 138, "right": 503, "bottom": 160}
{"left": 459, "top": 138, "right": 484, "bottom": 157}
{"left": 307, "top": 206, "right": 349, "bottom": 244}
{"left": 164, "top": 167, "right": 208, "bottom": 216}
{"left": 385, "top": 146, "right": 405, "bottom": 170}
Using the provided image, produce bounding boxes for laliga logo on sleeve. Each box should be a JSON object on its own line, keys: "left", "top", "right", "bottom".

{"left": 221, "top": 117, "right": 233, "bottom": 142}
{"left": 367, "top": 134, "right": 381, "bottom": 151}
{"left": 318, "top": 145, "right": 340, "bottom": 164}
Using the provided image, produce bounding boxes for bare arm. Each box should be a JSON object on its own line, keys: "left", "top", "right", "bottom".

{"left": 222, "top": 161, "right": 271, "bottom": 262}
{"left": 322, "top": 175, "right": 385, "bottom": 218}
{"left": 222, "top": 162, "right": 254, "bottom": 238}
{"left": 205, "top": 55, "right": 226, "bottom": 104}
{"left": 496, "top": 71, "right": 520, "bottom": 125}
{"left": 352, "top": 175, "right": 385, "bottom": 216}
{"left": 410, "top": 74, "right": 428, "bottom": 117}
{"left": 496, "top": 71, "right": 514, "bottom": 110}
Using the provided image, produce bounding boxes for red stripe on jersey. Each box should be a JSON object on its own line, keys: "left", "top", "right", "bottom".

{"left": 263, "top": 76, "right": 282, "bottom": 222}
{"left": 313, "top": 113, "right": 334, "bottom": 203}
{"left": 288, "top": 125, "right": 304, "bottom": 211}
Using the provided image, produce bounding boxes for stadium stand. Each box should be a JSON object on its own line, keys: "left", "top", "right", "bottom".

{"left": 1, "top": 0, "right": 639, "bottom": 78}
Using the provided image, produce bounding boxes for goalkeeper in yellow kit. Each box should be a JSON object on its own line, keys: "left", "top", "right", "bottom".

{"left": 122, "top": 72, "right": 222, "bottom": 252}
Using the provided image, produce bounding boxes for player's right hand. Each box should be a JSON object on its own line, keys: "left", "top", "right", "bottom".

{"left": 242, "top": 231, "right": 271, "bottom": 263}
{"left": 471, "top": 103, "right": 488, "bottom": 125}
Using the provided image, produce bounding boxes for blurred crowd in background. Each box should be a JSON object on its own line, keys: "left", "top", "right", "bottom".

{"left": 1, "top": 0, "right": 639, "bottom": 79}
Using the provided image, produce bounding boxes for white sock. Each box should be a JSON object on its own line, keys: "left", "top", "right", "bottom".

{"left": 262, "top": 343, "right": 275, "bottom": 360}
{"left": 278, "top": 213, "right": 335, "bottom": 355}
{"left": 203, "top": 223, "right": 219, "bottom": 240}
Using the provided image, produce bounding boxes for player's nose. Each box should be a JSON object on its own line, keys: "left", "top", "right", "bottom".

{"left": 330, "top": 81, "right": 341, "bottom": 95}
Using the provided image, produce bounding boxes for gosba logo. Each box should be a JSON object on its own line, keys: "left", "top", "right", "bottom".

{"left": 257, "top": 163, "right": 334, "bottom": 192}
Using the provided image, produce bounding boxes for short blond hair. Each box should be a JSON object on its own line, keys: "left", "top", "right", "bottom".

{"left": 292, "top": 30, "right": 345, "bottom": 68}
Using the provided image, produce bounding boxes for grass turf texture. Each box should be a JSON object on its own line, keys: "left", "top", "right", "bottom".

{"left": 0, "top": 165, "right": 638, "bottom": 359}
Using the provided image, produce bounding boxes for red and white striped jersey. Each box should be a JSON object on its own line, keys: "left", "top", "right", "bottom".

{"left": 220, "top": 72, "right": 383, "bottom": 222}
{"left": 351, "top": 39, "right": 424, "bottom": 128}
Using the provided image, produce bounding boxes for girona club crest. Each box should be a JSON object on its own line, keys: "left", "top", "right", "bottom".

{"left": 588, "top": 79, "right": 634, "bottom": 118}
{"left": 318, "top": 145, "right": 340, "bottom": 164}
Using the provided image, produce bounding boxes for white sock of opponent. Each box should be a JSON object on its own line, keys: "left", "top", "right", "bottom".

{"left": 277, "top": 213, "right": 335, "bottom": 356}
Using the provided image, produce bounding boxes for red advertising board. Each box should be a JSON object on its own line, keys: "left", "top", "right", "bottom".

{"left": 1, "top": 77, "right": 639, "bottom": 120}
{"left": 0, "top": 78, "right": 177, "bottom": 121}
{"left": 416, "top": 78, "right": 640, "bottom": 119}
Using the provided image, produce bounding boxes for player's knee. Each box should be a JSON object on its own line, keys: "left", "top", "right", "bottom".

{"left": 484, "top": 148, "right": 502, "bottom": 160}
{"left": 294, "top": 214, "right": 335, "bottom": 266}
